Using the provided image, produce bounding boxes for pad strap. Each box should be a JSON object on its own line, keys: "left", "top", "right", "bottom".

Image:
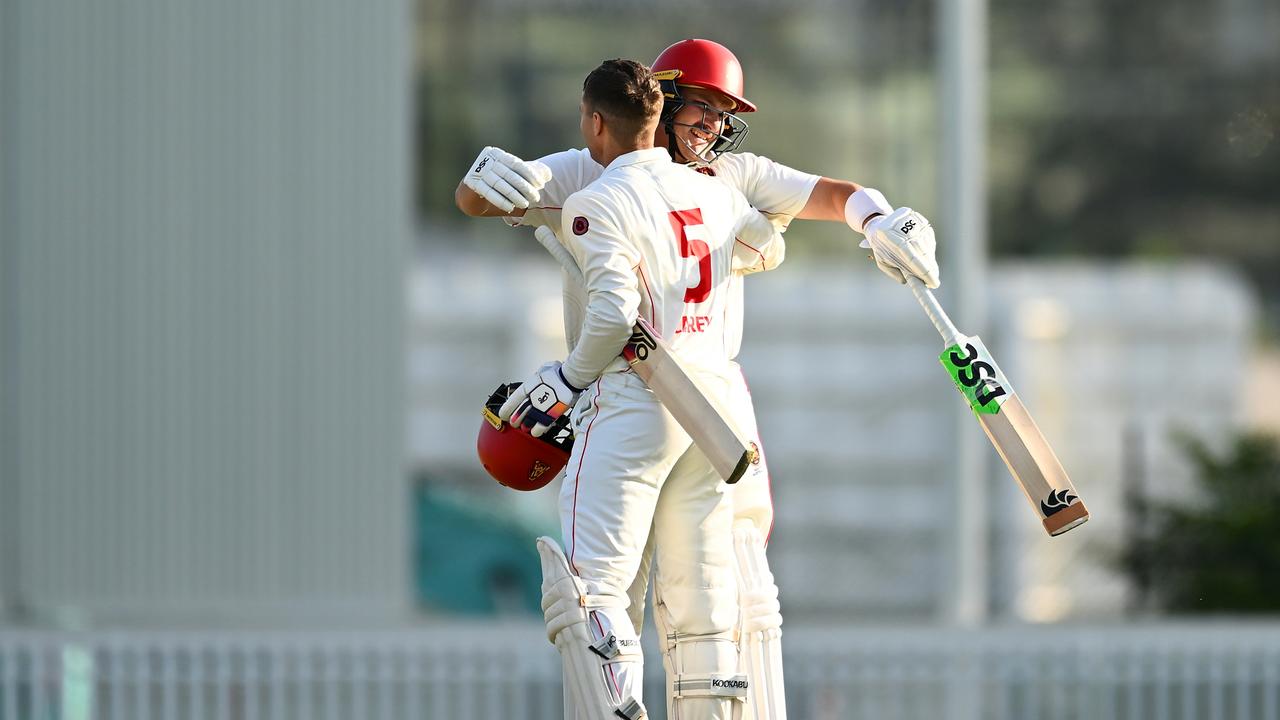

{"left": 673, "top": 673, "right": 751, "bottom": 700}
{"left": 589, "top": 632, "right": 644, "bottom": 661}
{"left": 616, "top": 697, "right": 647, "bottom": 720}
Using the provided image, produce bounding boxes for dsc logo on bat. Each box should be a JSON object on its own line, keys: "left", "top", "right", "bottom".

{"left": 941, "top": 336, "right": 1010, "bottom": 413}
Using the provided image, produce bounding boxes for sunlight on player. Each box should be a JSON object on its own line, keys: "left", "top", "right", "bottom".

{"left": 494, "top": 58, "right": 784, "bottom": 720}
{"left": 457, "top": 39, "right": 944, "bottom": 720}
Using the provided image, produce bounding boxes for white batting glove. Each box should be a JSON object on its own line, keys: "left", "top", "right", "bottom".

{"left": 860, "top": 207, "right": 941, "bottom": 289}
{"left": 499, "top": 361, "right": 584, "bottom": 438}
{"left": 462, "top": 146, "right": 553, "bottom": 214}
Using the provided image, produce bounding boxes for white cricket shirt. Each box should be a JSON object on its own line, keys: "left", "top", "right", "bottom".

{"left": 556, "top": 148, "right": 783, "bottom": 390}
{"left": 513, "top": 148, "right": 818, "bottom": 360}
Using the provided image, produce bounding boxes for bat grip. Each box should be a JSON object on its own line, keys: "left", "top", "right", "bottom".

{"left": 905, "top": 276, "right": 963, "bottom": 346}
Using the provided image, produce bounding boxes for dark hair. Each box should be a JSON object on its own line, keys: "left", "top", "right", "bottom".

{"left": 582, "top": 59, "right": 663, "bottom": 141}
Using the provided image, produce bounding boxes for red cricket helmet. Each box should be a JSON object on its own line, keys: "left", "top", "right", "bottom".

{"left": 651, "top": 39, "right": 757, "bottom": 113}
{"left": 477, "top": 382, "right": 573, "bottom": 492}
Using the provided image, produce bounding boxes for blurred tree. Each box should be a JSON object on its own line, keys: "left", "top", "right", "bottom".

{"left": 1121, "top": 432, "right": 1280, "bottom": 613}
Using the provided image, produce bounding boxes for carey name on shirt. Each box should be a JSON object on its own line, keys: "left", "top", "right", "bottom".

{"left": 674, "top": 315, "right": 712, "bottom": 334}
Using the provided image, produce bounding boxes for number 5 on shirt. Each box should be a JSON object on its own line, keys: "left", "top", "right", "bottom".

{"left": 671, "top": 209, "right": 712, "bottom": 303}
{"left": 533, "top": 226, "right": 757, "bottom": 484}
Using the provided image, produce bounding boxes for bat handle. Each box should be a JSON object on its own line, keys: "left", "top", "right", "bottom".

{"left": 534, "top": 226, "right": 586, "bottom": 285}
{"left": 905, "top": 276, "right": 964, "bottom": 346}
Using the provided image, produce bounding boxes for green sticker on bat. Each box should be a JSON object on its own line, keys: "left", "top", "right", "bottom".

{"left": 939, "top": 335, "right": 1011, "bottom": 415}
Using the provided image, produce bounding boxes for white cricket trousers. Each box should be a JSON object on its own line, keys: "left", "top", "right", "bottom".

{"left": 558, "top": 369, "right": 739, "bottom": 698}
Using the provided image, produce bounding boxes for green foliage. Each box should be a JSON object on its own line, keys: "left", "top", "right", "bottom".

{"left": 1121, "top": 432, "right": 1280, "bottom": 613}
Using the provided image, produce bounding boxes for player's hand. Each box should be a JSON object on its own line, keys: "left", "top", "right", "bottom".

{"left": 462, "top": 146, "right": 553, "bottom": 214}
{"left": 861, "top": 207, "right": 941, "bottom": 289}
{"left": 499, "top": 361, "right": 584, "bottom": 438}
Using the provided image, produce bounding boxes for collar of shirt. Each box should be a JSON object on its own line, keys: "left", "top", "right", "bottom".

{"left": 603, "top": 147, "right": 670, "bottom": 172}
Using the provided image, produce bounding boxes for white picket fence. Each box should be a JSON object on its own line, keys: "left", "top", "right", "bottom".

{"left": 3, "top": 622, "right": 1280, "bottom": 720}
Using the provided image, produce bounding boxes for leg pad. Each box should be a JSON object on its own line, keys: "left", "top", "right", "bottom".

{"left": 538, "top": 537, "right": 647, "bottom": 719}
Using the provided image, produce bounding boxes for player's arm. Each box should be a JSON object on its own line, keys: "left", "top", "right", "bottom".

{"left": 493, "top": 192, "right": 637, "bottom": 437}
{"left": 455, "top": 184, "right": 525, "bottom": 217}
{"left": 454, "top": 146, "right": 552, "bottom": 216}
{"left": 795, "top": 177, "right": 863, "bottom": 222}
{"left": 748, "top": 154, "right": 940, "bottom": 288}
{"left": 557, "top": 195, "right": 642, "bottom": 391}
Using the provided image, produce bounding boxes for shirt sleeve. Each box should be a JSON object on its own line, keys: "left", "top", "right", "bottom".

{"left": 506, "top": 148, "right": 604, "bottom": 229}
{"left": 729, "top": 190, "right": 787, "bottom": 276}
{"left": 717, "top": 151, "right": 820, "bottom": 222}
{"left": 557, "top": 191, "right": 640, "bottom": 390}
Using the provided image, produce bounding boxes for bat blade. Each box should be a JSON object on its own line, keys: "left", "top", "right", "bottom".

{"left": 976, "top": 394, "right": 1089, "bottom": 536}
{"left": 623, "top": 318, "right": 757, "bottom": 483}
{"left": 941, "top": 334, "right": 1089, "bottom": 536}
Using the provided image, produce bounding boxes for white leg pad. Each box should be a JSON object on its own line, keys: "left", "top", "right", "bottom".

{"left": 538, "top": 537, "right": 648, "bottom": 720}
{"left": 733, "top": 523, "right": 787, "bottom": 720}
{"left": 654, "top": 588, "right": 747, "bottom": 720}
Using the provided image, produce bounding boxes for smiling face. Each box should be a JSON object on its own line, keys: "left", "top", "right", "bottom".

{"left": 655, "top": 84, "right": 741, "bottom": 164}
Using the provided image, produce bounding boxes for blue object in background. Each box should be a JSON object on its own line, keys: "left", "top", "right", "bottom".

{"left": 414, "top": 481, "right": 553, "bottom": 615}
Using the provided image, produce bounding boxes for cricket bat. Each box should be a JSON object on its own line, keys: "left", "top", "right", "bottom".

{"left": 905, "top": 276, "right": 1089, "bottom": 536}
{"left": 621, "top": 317, "right": 758, "bottom": 484}
{"left": 533, "top": 226, "right": 758, "bottom": 484}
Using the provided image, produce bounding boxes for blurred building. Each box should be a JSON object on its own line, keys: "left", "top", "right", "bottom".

{"left": 0, "top": 0, "right": 413, "bottom": 626}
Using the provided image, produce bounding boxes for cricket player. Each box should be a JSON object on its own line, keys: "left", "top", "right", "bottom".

{"left": 458, "top": 40, "right": 941, "bottom": 718}
{"left": 497, "top": 58, "right": 786, "bottom": 719}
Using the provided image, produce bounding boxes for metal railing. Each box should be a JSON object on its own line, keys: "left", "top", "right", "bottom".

{"left": 3, "top": 622, "right": 1279, "bottom": 720}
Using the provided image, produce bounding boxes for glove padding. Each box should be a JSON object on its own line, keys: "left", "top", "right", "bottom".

{"left": 860, "top": 207, "right": 941, "bottom": 288}
{"left": 462, "top": 146, "right": 553, "bottom": 213}
{"left": 499, "top": 361, "right": 584, "bottom": 438}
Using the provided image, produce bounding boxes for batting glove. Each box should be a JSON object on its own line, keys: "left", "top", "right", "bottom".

{"left": 861, "top": 207, "right": 941, "bottom": 289}
{"left": 462, "top": 146, "right": 553, "bottom": 214}
{"left": 499, "top": 361, "right": 584, "bottom": 438}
